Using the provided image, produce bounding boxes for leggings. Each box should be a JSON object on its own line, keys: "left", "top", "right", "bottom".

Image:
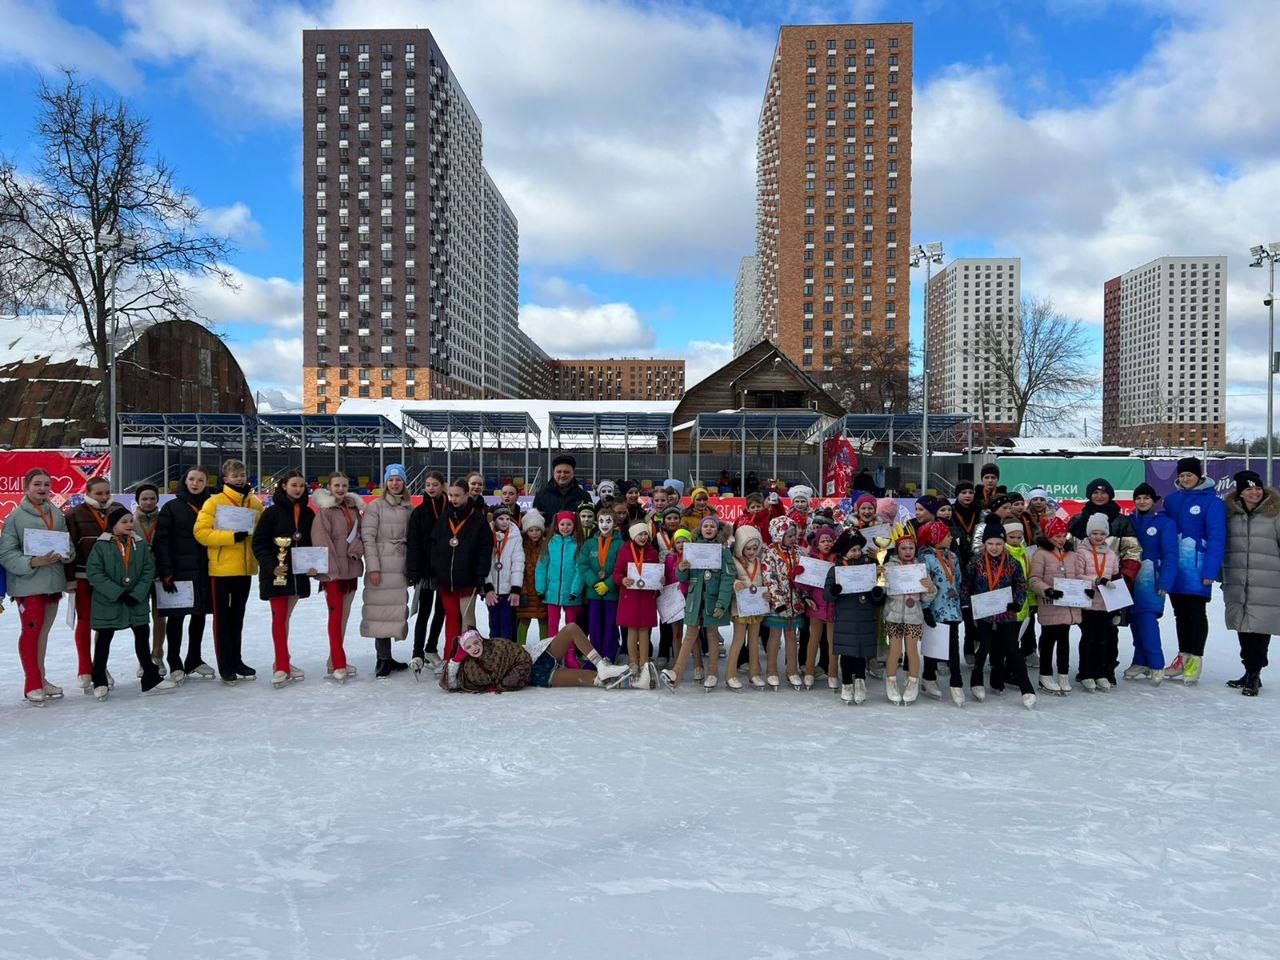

{"left": 412, "top": 586, "right": 447, "bottom": 658}
{"left": 1170, "top": 593, "right": 1208, "bottom": 657}
{"left": 838, "top": 655, "right": 867, "bottom": 682}
{"left": 94, "top": 624, "right": 161, "bottom": 690}
{"left": 1038, "top": 623, "right": 1072, "bottom": 677}
{"left": 164, "top": 612, "right": 208, "bottom": 673}
{"left": 922, "top": 622, "right": 964, "bottom": 688}
{"left": 1079, "top": 610, "right": 1114, "bottom": 681}
{"left": 210, "top": 575, "right": 252, "bottom": 679}
{"left": 440, "top": 588, "right": 477, "bottom": 660}
{"left": 1019, "top": 616, "right": 1037, "bottom": 659}
{"left": 17, "top": 593, "right": 59, "bottom": 695}
{"left": 658, "top": 622, "right": 677, "bottom": 661}
{"left": 488, "top": 599, "right": 517, "bottom": 642}
{"left": 1239, "top": 632, "right": 1271, "bottom": 671}
{"left": 323, "top": 580, "right": 353, "bottom": 671}
{"left": 74, "top": 580, "right": 94, "bottom": 675}
{"left": 269, "top": 595, "right": 294, "bottom": 673}
{"left": 546, "top": 603, "right": 580, "bottom": 638}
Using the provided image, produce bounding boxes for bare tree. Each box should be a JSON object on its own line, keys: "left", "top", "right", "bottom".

{"left": 820, "top": 335, "right": 921, "bottom": 414}
{"left": 0, "top": 72, "right": 235, "bottom": 376}
{"left": 974, "top": 296, "right": 1095, "bottom": 435}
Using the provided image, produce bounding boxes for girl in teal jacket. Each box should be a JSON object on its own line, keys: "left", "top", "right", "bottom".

{"left": 536, "top": 510, "right": 584, "bottom": 635}
{"left": 578, "top": 506, "right": 623, "bottom": 659}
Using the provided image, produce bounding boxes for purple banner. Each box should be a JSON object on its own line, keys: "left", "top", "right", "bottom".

{"left": 1145, "top": 459, "right": 1245, "bottom": 498}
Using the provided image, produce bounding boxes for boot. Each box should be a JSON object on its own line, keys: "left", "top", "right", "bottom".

{"left": 1057, "top": 674, "right": 1073, "bottom": 694}
{"left": 375, "top": 659, "right": 392, "bottom": 680}
{"left": 802, "top": 673, "right": 815, "bottom": 690}
{"left": 949, "top": 685, "right": 965, "bottom": 707}
{"left": 1242, "top": 670, "right": 1261, "bottom": 697}
{"left": 922, "top": 679, "right": 942, "bottom": 700}
{"left": 1123, "top": 664, "right": 1148, "bottom": 681}
{"left": 1039, "top": 675, "right": 1061, "bottom": 694}
{"left": 1022, "top": 692, "right": 1037, "bottom": 710}
{"left": 1082, "top": 678, "right": 1097, "bottom": 691}
{"left": 289, "top": 665, "right": 305, "bottom": 681}
{"left": 1095, "top": 677, "right": 1112, "bottom": 692}
{"left": 853, "top": 678, "right": 867, "bottom": 704}
{"left": 271, "top": 670, "right": 292, "bottom": 688}
{"left": 840, "top": 683, "right": 854, "bottom": 704}
{"left": 971, "top": 684, "right": 986, "bottom": 702}
{"left": 1181, "top": 655, "right": 1202, "bottom": 685}
{"left": 902, "top": 677, "right": 920, "bottom": 704}
{"left": 188, "top": 662, "right": 216, "bottom": 678}
{"left": 750, "top": 676, "right": 766, "bottom": 690}
{"left": 1227, "top": 672, "right": 1249, "bottom": 689}
{"left": 1164, "top": 653, "right": 1186, "bottom": 680}
{"left": 885, "top": 675, "right": 902, "bottom": 705}
{"left": 140, "top": 677, "right": 178, "bottom": 696}
{"left": 41, "top": 682, "right": 63, "bottom": 699}
{"left": 595, "top": 661, "right": 631, "bottom": 686}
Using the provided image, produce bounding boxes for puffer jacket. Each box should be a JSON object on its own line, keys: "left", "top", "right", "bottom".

{"left": 250, "top": 494, "right": 315, "bottom": 601}
{"left": 678, "top": 539, "right": 734, "bottom": 627}
{"left": 577, "top": 530, "right": 623, "bottom": 602}
{"left": 1130, "top": 507, "right": 1178, "bottom": 615}
{"left": 484, "top": 524, "right": 526, "bottom": 597}
{"left": 823, "top": 558, "right": 883, "bottom": 658}
{"left": 153, "top": 487, "right": 211, "bottom": 615}
{"left": 1075, "top": 540, "right": 1120, "bottom": 612}
{"left": 762, "top": 519, "right": 803, "bottom": 617}
{"left": 429, "top": 503, "right": 493, "bottom": 593}
{"left": 517, "top": 534, "right": 548, "bottom": 621}
{"left": 882, "top": 554, "right": 935, "bottom": 625}
{"left": 0, "top": 496, "right": 71, "bottom": 596}
{"left": 730, "top": 551, "right": 766, "bottom": 619}
{"left": 405, "top": 493, "right": 445, "bottom": 586}
{"left": 65, "top": 500, "right": 127, "bottom": 580}
{"left": 359, "top": 491, "right": 412, "bottom": 640}
{"left": 1028, "top": 540, "right": 1085, "bottom": 626}
{"left": 798, "top": 546, "right": 837, "bottom": 621}
{"left": 1163, "top": 477, "right": 1227, "bottom": 597}
{"left": 1068, "top": 500, "right": 1142, "bottom": 585}
{"left": 535, "top": 533, "right": 582, "bottom": 606}
{"left": 1223, "top": 488, "right": 1280, "bottom": 635}
{"left": 85, "top": 533, "right": 155, "bottom": 629}
{"left": 920, "top": 546, "right": 963, "bottom": 624}
{"left": 310, "top": 488, "right": 365, "bottom": 582}
{"left": 961, "top": 550, "right": 1026, "bottom": 623}
{"left": 193, "top": 485, "right": 264, "bottom": 577}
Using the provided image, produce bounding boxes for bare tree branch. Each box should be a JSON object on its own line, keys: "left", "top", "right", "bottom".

{"left": 820, "top": 335, "right": 920, "bottom": 415}
{"left": 0, "top": 71, "right": 236, "bottom": 377}
{"left": 975, "top": 296, "right": 1096, "bottom": 435}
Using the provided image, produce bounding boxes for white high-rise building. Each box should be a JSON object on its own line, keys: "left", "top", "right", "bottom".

{"left": 733, "top": 255, "right": 762, "bottom": 356}
{"left": 1103, "top": 256, "right": 1226, "bottom": 449}
{"left": 925, "top": 257, "right": 1021, "bottom": 432}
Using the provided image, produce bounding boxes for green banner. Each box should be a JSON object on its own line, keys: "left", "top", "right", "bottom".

{"left": 995, "top": 458, "right": 1146, "bottom": 501}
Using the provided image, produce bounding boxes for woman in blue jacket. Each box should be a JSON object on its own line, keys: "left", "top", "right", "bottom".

{"left": 1161, "top": 458, "right": 1226, "bottom": 684}
{"left": 1125, "top": 483, "right": 1178, "bottom": 681}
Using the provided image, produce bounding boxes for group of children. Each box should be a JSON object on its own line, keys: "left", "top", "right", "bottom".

{"left": 0, "top": 456, "right": 1238, "bottom": 710}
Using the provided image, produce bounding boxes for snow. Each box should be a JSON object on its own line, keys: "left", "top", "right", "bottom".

{"left": 3, "top": 592, "right": 1278, "bottom": 959}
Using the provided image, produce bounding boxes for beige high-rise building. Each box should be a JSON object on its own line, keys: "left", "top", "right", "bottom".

{"left": 754, "top": 23, "right": 913, "bottom": 398}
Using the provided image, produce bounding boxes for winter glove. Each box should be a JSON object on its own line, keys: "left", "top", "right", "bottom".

{"left": 161, "top": 577, "right": 178, "bottom": 594}
{"left": 594, "top": 581, "right": 609, "bottom": 597}
{"left": 233, "top": 531, "right": 249, "bottom": 542}
{"left": 1109, "top": 573, "right": 1123, "bottom": 582}
{"left": 774, "top": 605, "right": 786, "bottom": 615}
{"left": 1043, "top": 588, "right": 1063, "bottom": 600}
{"left": 829, "top": 583, "right": 843, "bottom": 595}
{"left": 923, "top": 609, "right": 937, "bottom": 628}
{"left": 121, "top": 593, "right": 140, "bottom": 607}
{"left": 1005, "top": 602, "right": 1019, "bottom": 613}
{"left": 1084, "top": 588, "right": 1095, "bottom": 599}
{"left": 869, "top": 586, "right": 886, "bottom": 605}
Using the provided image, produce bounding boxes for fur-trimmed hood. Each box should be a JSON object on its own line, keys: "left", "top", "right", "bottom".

{"left": 96, "top": 531, "right": 144, "bottom": 543}
{"left": 312, "top": 488, "right": 364, "bottom": 512}
{"left": 1225, "top": 487, "right": 1280, "bottom": 519}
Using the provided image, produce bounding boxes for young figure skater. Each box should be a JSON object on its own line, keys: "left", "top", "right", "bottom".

{"left": 251, "top": 470, "right": 317, "bottom": 688}
{"left": 440, "top": 625, "right": 640, "bottom": 693}
{"left": 310, "top": 471, "right": 365, "bottom": 682}
{"left": 917, "top": 520, "right": 965, "bottom": 706}
{"left": 762, "top": 515, "right": 805, "bottom": 690}
{"left": 824, "top": 529, "right": 884, "bottom": 704}
{"left": 614, "top": 522, "right": 660, "bottom": 687}
{"left": 665, "top": 515, "right": 733, "bottom": 691}
{"left": 963, "top": 521, "right": 1035, "bottom": 708}
{"left": 536, "top": 510, "right": 584, "bottom": 637}
{"left": 727, "top": 525, "right": 767, "bottom": 690}
{"left": 800, "top": 523, "right": 839, "bottom": 690}
{"left": 1028, "top": 516, "right": 1084, "bottom": 694}
{"left": 1077, "top": 513, "right": 1122, "bottom": 691}
{"left": 578, "top": 505, "right": 622, "bottom": 660}
{"left": 881, "top": 529, "right": 935, "bottom": 705}
{"left": 483, "top": 506, "right": 525, "bottom": 645}
{"left": 515, "top": 509, "right": 550, "bottom": 647}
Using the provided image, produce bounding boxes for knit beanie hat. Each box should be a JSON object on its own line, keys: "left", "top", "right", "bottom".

{"left": 1234, "top": 470, "right": 1263, "bottom": 492}
{"left": 673, "top": 528, "right": 693, "bottom": 544}
{"left": 854, "top": 493, "right": 877, "bottom": 509}
{"left": 1086, "top": 513, "right": 1111, "bottom": 537}
{"left": 1177, "top": 457, "right": 1203, "bottom": 479}
{"left": 955, "top": 480, "right": 976, "bottom": 495}
{"left": 875, "top": 497, "right": 898, "bottom": 521}
{"left": 833, "top": 529, "right": 866, "bottom": 554}
{"left": 690, "top": 486, "right": 709, "bottom": 500}
{"left": 628, "top": 521, "right": 650, "bottom": 540}
{"left": 596, "top": 480, "right": 617, "bottom": 499}
{"left": 1026, "top": 487, "right": 1048, "bottom": 501}
{"left": 383, "top": 463, "right": 407, "bottom": 484}
{"left": 521, "top": 508, "right": 546, "bottom": 532}
{"left": 662, "top": 505, "right": 683, "bottom": 519}
{"left": 554, "top": 510, "right": 575, "bottom": 527}
{"left": 1004, "top": 520, "right": 1025, "bottom": 536}
{"left": 980, "top": 463, "right": 1000, "bottom": 481}
{"left": 1132, "top": 482, "right": 1161, "bottom": 502}
{"left": 915, "top": 494, "right": 940, "bottom": 516}
{"left": 135, "top": 483, "right": 159, "bottom": 500}
{"left": 1006, "top": 491, "right": 1025, "bottom": 504}
{"left": 982, "top": 519, "right": 1007, "bottom": 542}
{"left": 107, "top": 506, "right": 132, "bottom": 531}
{"left": 491, "top": 505, "right": 515, "bottom": 521}
{"left": 789, "top": 484, "right": 814, "bottom": 501}
{"left": 1085, "top": 478, "right": 1115, "bottom": 500}
{"left": 809, "top": 523, "right": 838, "bottom": 547}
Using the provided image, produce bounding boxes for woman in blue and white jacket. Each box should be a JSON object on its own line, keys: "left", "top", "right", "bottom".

{"left": 1161, "top": 458, "right": 1226, "bottom": 684}
{"left": 1125, "top": 483, "right": 1179, "bottom": 681}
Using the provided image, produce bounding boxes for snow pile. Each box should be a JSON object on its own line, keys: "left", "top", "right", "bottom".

{"left": 2, "top": 592, "right": 1276, "bottom": 958}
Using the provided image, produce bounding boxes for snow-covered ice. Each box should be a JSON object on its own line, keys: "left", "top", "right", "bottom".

{"left": 2, "top": 592, "right": 1278, "bottom": 959}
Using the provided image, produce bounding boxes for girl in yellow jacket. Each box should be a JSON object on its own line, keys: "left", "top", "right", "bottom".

{"left": 193, "top": 459, "right": 264, "bottom": 683}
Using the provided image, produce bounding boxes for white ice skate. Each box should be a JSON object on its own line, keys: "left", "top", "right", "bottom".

{"left": 803, "top": 673, "right": 815, "bottom": 690}
{"left": 92, "top": 686, "right": 109, "bottom": 702}
{"left": 1057, "top": 675, "right": 1072, "bottom": 694}
{"left": 726, "top": 676, "right": 743, "bottom": 691}
{"left": 189, "top": 663, "right": 216, "bottom": 679}
{"left": 41, "top": 682, "right": 63, "bottom": 699}
{"left": 1022, "top": 692, "right": 1037, "bottom": 710}
{"left": 828, "top": 674, "right": 840, "bottom": 690}
{"left": 703, "top": 675, "right": 719, "bottom": 692}
{"left": 923, "top": 679, "right": 942, "bottom": 700}
{"left": 107, "top": 670, "right": 116, "bottom": 689}
{"left": 271, "top": 670, "right": 292, "bottom": 689}
{"left": 410, "top": 656, "right": 425, "bottom": 679}
{"left": 885, "top": 675, "right": 903, "bottom": 705}
{"left": 750, "top": 676, "right": 766, "bottom": 690}
{"left": 1039, "top": 675, "right": 1061, "bottom": 695}
{"left": 153, "top": 656, "right": 167, "bottom": 676}
{"left": 1150, "top": 668, "right": 1164, "bottom": 687}
{"left": 140, "top": 678, "right": 178, "bottom": 697}
{"left": 949, "top": 685, "right": 964, "bottom": 707}
{"left": 289, "top": 665, "right": 305, "bottom": 681}
{"left": 77, "top": 674, "right": 92, "bottom": 693}
{"left": 169, "top": 669, "right": 187, "bottom": 685}
{"left": 25, "top": 688, "right": 48, "bottom": 706}
{"left": 787, "top": 673, "right": 803, "bottom": 691}
{"left": 902, "top": 677, "right": 920, "bottom": 705}
{"left": 971, "top": 685, "right": 986, "bottom": 702}
{"left": 1123, "top": 664, "right": 1147, "bottom": 681}
{"left": 693, "top": 666, "right": 705, "bottom": 681}
{"left": 659, "top": 668, "right": 678, "bottom": 692}
{"left": 1082, "top": 678, "right": 1097, "bottom": 692}
{"left": 595, "top": 661, "right": 632, "bottom": 688}
{"left": 424, "top": 652, "right": 442, "bottom": 669}
{"left": 840, "top": 683, "right": 854, "bottom": 704}
{"left": 766, "top": 675, "right": 780, "bottom": 691}
{"left": 854, "top": 678, "right": 867, "bottom": 704}
{"left": 1095, "top": 677, "right": 1112, "bottom": 692}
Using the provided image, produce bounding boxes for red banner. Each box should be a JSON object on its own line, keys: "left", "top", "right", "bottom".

{"left": 0, "top": 450, "right": 112, "bottom": 526}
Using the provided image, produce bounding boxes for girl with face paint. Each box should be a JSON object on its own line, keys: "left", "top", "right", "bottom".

{"left": 577, "top": 507, "right": 624, "bottom": 661}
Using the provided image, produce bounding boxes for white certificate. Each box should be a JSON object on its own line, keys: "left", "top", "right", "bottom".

{"left": 22, "top": 528, "right": 70, "bottom": 557}
{"left": 795, "top": 557, "right": 833, "bottom": 589}
{"left": 1053, "top": 577, "right": 1093, "bottom": 609}
{"left": 658, "top": 583, "right": 686, "bottom": 623}
{"left": 971, "top": 586, "right": 1013, "bottom": 620}
{"left": 155, "top": 580, "right": 195, "bottom": 610}
{"left": 214, "top": 504, "right": 256, "bottom": 533}
{"left": 631, "top": 562, "right": 664, "bottom": 590}
{"left": 886, "top": 562, "right": 929, "bottom": 596}
{"left": 835, "top": 564, "right": 878, "bottom": 593}
{"left": 922, "top": 621, "right": 951, "bottom": 660}
{"left": 734, "top": 587, "right": 770, "bottom": 617}
{"left": 682, "top": 542, "right": 723, "bottom": 570}
{"left": 1100, "top": 577, "right": 1134, "bottom": 612}
{"left": 291, "top": 547, "right": 329, "bottom": 574}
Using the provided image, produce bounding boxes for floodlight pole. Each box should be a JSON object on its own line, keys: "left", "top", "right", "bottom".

{"left": 911, "top": 242, "right": 945, "bottom": 493}
{"left": 1250, "top": 243, "right": 1279, "bottom": 486}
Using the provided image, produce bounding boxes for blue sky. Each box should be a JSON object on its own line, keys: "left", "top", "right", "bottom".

{"left": 1, "top": 0, "right": 1277, "bottom": 436}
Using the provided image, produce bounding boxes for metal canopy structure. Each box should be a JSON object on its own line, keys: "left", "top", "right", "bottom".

{"left": 820, "top": 413, "right": 976, "bottom": 467}
{"left": 257, "top": 413, "right": 408, "bottom": 483}
{"left": 679, "top": 412, "right": 830, "bottom": 488}
{"left": 117, "top": 413, "right": 290, "bottom": 489}
{"left": 547, "top": 412, "right": 675, "bottom": 485}
{"left": 399, "top": 409, "right": 541, "bottom": 485}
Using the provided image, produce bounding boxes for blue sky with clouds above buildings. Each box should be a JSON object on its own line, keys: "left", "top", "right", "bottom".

{"left": 0, "top": 0, "right": 1277, "bottom": 435}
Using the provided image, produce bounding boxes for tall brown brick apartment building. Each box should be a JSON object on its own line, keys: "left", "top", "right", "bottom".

{"left": 753, "top": 23, "right": 913, "bottom": 402}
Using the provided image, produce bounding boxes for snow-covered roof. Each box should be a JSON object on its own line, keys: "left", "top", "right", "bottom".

{"left": 987, "top": 436, "right": 1132, "bottom": 456}
{"left": 0, "top": 316, "right": 93, "bottom": 368}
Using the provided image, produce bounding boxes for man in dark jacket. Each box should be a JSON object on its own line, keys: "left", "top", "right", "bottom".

{"left": 532, "top": 455, "right": 590, "bottom": 518}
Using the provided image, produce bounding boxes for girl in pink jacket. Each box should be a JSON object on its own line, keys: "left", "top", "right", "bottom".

{"left": 800, "top": 523, "right": 839, "bottom": 690}
{"left": 310, "top": 472, "right": 365, "bottom": 682}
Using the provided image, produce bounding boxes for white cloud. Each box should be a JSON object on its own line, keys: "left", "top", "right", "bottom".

{"left": 679, "top": 340, "right": 734, "bottom": 387}
{"left": 230, "top": 334, "right": 304, "bottom": 399}
{"left": 185, "top": 266, "right": 301, "bottom": 332}
{"left": 199, "top": 202, "right": 264, "bottom": 247}
{"left": 519, "top": 302, "right": 655, "bottom": 357}
{"left": 0, "top": 0, "right": 141, "bottom": 89}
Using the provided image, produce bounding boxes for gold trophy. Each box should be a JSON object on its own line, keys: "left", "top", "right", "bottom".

{"left": 873, "top": 536, "right": 890, "bottom": 588}
{"left": 273, "top": 536, "right": 291, "bottom": 586}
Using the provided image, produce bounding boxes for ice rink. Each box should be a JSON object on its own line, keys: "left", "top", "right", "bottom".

{"left": 2, "top": 591, "right": 1277, "bottom": 959}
